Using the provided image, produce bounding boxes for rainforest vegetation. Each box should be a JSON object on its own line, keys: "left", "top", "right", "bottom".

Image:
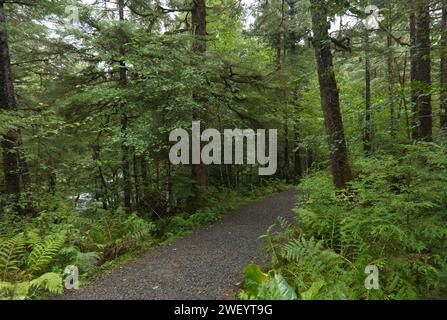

{"left": 0, "top": 0, "right": 446, "bottom": 300}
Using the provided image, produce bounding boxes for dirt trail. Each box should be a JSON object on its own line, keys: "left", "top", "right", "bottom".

{"left": 63, "top": 189, "right": 297, "bottom": 300}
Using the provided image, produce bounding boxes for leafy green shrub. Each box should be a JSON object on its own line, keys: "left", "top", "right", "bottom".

{"left": 166, "top": 215, "right": 194, "bottom": 234}
{"left": 0, "top": 202, "right": 155, "bottom": 299}
{"left": 239, "top": 263, "right": 297, "bottom": 300}
{"left": 0, "top": 231, "right": 65, "bottom": 299}
{"left": 241, "top": 143, "right": 447, "bottom": 300}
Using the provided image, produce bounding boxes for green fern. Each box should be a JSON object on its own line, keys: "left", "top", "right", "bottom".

{"left": 0, "top": 233, "right": 26, "bottom": 281}
{"left": 280, "top": 237, "right": 342, "bottom": 273}
{"left": 0, "top": 272, "right": 63, "bottom": 300}
{"left": 26, "top": 234, "right": 65, "bottom": 275}
{"left": 30, "top": 272, "right": 63, "bottom": 295}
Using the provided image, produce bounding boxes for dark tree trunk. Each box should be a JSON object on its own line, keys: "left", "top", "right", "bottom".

{"left": 364, "top": 29, "right": 372, "bottom": 155}
{"left": 415, "top": 0, "right": 432, "bottom": 141}
{"left": 310, "top": 0, "right": 352, "bottom": 188}
{"left": 0, "top": 2, "right": 21, "bottom": 200}
{"left": 139, "top": 153, "right": 150, "bottom": 211}
{"left": 191, "top": 0, "right": 207, "bottom": 188}
{"left": 133, "top": 149, "right": 141, "bottom": 212}
{"left": 165, "top": 159, "right": 172, "bottom": 215}
{"left": 18, "top": 142, "right": 31, "bottom": 193}
{"left": 49, "top": 170, "right": 56, "bottom": 196}
{"left": 441, "top": 0, "right": 447, "bottom": 129}
{"left": 387, "top": 35, "right": 396, "bottom": 138}
{"left": 92, "top": 143, "right": 109, "bottom": 210}
{"left": 118, "top": 0, "right": 132, "bottom": 212}
{"left": 410, "top": 1, "right": 420, "bottom": 140}
{"left": 121, "top": 116, "right": 132, "bottom": 212}
{"left": 283, "top": 121, "right": 289, "bottom": 181}
{"left": 398, "top": 54, "right": 412, "bottom": 140}
{"left": 92, "top": 144, "right": 102, "bottom": 201}
{"left": 293, "top": 130, "right": 302, "bottom": 182}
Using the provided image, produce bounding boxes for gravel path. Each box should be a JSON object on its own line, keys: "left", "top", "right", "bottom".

{"left": 63, "top": 189, "right": 297, "bottom": 300}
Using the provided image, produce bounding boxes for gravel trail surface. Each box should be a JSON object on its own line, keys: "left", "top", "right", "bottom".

{"left": 64, "top": 189, "right": 297, "bottom": 300}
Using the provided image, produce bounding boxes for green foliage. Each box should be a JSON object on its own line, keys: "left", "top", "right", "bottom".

{"left": 0, "top": 179, "right": 285, "bottom": 299}
{"left": 0, "top": 201, "right": 156, "bottom": 299}
{"left": 26, "top": 234, "right": 66, "bottom": 275}
{"left": 0, "top": 230, "right": 65, "bottom": 299}
{"left": 0, "top": 233, "right": 26, "bottom": 280}
{"left": 240, "top": 263, "right": 297, "bottom": 300}
{"left": 242, "top": 144, "right": 447, "bottom": 300}
{"left": 165, "top": 182, "right": 291, "bottom": 237}
{"left": 0, "top": 272, "right": 63, "bottom": 300}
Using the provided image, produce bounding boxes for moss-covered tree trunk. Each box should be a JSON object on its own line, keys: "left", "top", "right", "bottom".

{"left": 0, "top": 1, "right": 21, "bottom": 200}
{"left": 191, "top": 0, "right": 207, "bottom": 188}
{"left": 415, "top": 0, "right": 432, "bottom": 141}
{"left": 118, "top": 0, "right": 132, "bottom": 212}
{"left": 364, "top": 29, "right": 372, "bottom": 155}
{"left": 309, "top": 0, "right": 352, "bottom": 188}
{"left": 441, "top": 0, "right": 447, "bottom": 129}
{"left": 410, "top": 0, "right": 419, "bottom": 140}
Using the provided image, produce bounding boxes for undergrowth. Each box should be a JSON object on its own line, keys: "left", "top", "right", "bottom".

{"left": 0, "top": 180, "right": 289, "bottom": 299}
{"left": 240, "top": 143, "right": 447, "bottom": 300}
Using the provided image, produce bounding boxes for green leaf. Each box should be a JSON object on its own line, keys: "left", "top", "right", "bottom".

{"left": 243, "top": 263, "right": 268, "bottom": 297}
{"left": 259, "top": 272, "right": 298, "bottom": 300}
{"left": 300, "top": 280, "right": 325, "bottom": 300}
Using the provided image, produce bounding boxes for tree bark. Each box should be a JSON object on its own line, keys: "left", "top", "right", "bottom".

{"left": 293, "top": 130, "right": 302, "bottom": 182}
{"left": 0, "top": 1, "right": 21, "bottom": 202}
{"left": 364, "top": 29, "right": 372, "bottom": 155}
{"left": 441, "top": 0, "right": 447, "bottom": 129}
{"left": 310, "top": 0, "right": 352, "bottom": 188}
{"left": 283, "top": 121, "right": 289, "bottom": 181}
{"left": 139, "top": 152, "right": 150, "bottom": 211}
{"left": 410, "top": 1, "right": 420, "bottom": 140}
{"left": 191, "top": 0, "right": 207, "bottom": 188}
{"left": 387, "top": 29, "right": 396, "bottom": 138}
{"left": 133, "top": 149, "right": 141, "bottom": 212}
{"left": 121, "top": 115, "right": 132, "bottom": 212}
{"left": 118, "top": 0, "right": 132, "bottom": 212}
{"left": 415, "top": 0, "right": 432, "bottom": 141}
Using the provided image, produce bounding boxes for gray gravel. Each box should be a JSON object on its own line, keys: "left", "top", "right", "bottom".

{"left": 63, "top": 189, "right": 297, "bottom": 300}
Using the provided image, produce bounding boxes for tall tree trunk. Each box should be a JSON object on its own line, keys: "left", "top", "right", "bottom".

{"left": 92, "top": 143, "right": 109, "bottom": 210}
{"left": 310, "top": 0, "right": 352, "bottom": 188}
{"left": 415, "top": 0, "right": 432, "bottom": 141}
{"left": 293, "top": 130, "right": 302, "bottom": 182}
{"left": 121, "top": 116, "right": 132, "bottom": 212}
{"left": 441, "top": 0, "right": 447, "bottom": 130}
{"left": 398, "top": 54, "right": 412, "bottom": 140}
{"left": 410, "top": 1, "right": 420, "bottom": 140}
{"left": 118, "top": 0, "right": 132, "bottom": 212}
{"left": 0, "top": 1, "right": 21, "bottom": 201}
{"left": 364, "top": 29, "right": 372, "bottom": 155}
{"left": 283, "top": 121, "right": 289, "bottom": 181}
{"left": 139, "top": 152, "right": 150, "bottom": 211}
{"left": 18, "top": 143, "right": 31, "bottom": 193}
{"left": 191, "top": 0, "right": 207, "bottom": 188}
{"left": 133, "top": 149, "right": 141, "bottom": 212}
{"left": 165, "top": 159, "right": 172, "bottom": 215}
{"left": 387, "top": 23, "right": 396, "bottom": 138}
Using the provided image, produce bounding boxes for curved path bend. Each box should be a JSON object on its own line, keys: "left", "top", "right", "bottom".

{"left": 64, "top": 189, "right": 297, "bottom": 300}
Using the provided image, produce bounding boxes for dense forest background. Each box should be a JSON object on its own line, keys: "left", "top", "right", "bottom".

{"left": 0, "top": 0, "right": 446, "bottom": 299}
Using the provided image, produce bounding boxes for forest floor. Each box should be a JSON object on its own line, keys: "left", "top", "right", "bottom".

{"left": 62, "top": 189, "right": 297, "bottom": 300}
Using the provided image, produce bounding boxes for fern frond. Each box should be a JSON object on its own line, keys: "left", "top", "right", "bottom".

{"left": 26, "top": 234, "right": 65, "bottom": 275}
{"left": 30, "top": 272, "right": 63, "bottom": 295}
{"left": 0, "top": 233, "right": 26, "bottom": 281}
{"left": 280, "top": 237, "right": 342, "bottom": 273}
